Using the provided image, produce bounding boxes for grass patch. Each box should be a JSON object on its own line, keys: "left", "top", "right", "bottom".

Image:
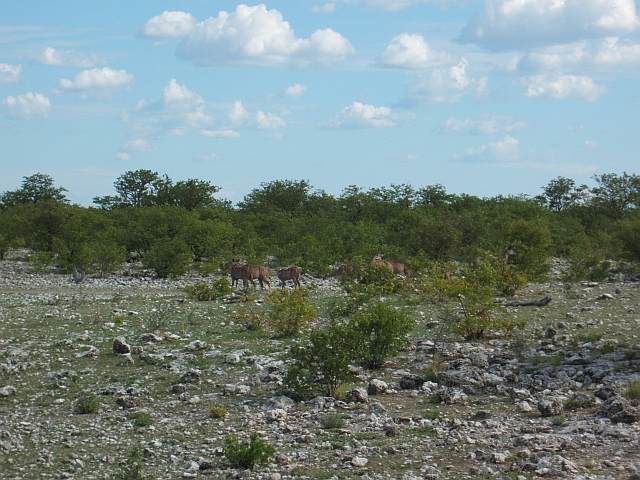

{"left": 624, "top": 381, "right": 640, "bottom": 400}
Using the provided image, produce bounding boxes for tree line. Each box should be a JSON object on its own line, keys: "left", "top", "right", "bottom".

{"left": 1, "top": 170, "right": 639, "bottom": 280}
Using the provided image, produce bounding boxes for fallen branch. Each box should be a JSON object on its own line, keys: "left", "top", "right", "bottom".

{"left": 502, "top": 296, "right": 552, "bottom": 307}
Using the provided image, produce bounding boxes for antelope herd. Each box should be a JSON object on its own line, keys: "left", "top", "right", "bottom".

{"left": 226, "top": 248, "right": 515, "bottom": 289}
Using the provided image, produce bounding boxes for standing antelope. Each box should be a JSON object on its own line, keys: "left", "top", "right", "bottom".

{"left": 372, "top": 254, "right": 411, "bottom": 277}
{"left": 277, "top": 266, "right": 301, "bottom": 289}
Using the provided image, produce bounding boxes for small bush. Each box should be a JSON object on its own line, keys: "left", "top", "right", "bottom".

{"left": 209, "top": 405, "right": 228, "bottom": 419}
{"left": 142, "top": 237, "right": 193, "bottom": 278}
{"left": 114, "top": 447, "right": 148, "bottom": 480}
{"left": 236, "top": 305, "right": 265, "bottom": 331}
{"left": 423, "top": 369, "right": 444, "bottom": 384}
{"left": 423, "top": 410, "right": 440, "bottom": 420}
{"left": 348, "top": 301, "right": 415, "bottom": 369}
{"left": 129, "top": 412, "right": 154, "bottom": 428}
{"left": 181, "top": 278, "right": 233, "bottom": 301}
{"left": 564, "top": 395, "right": 595, "bottom": 411}
{"left": 600, "top": 342, "right": 617, "bottom": 354}
{"left": 75, "top": 393, "right": 99, "bottom": 414}
{"left": 624, "top": 349, "right": 640, "bottom": 360}
{"left": 113, "top": 314, "right": 126, "bottom": 325}
{"left": 318, "top": 413, "right": 345, "bottom": 429}
{"left": 550, "top": 415, "right": 566, "bottom": 426}
{"left": 224, "top": 432, "right": 275, "bottom": 470}
{"left": 580, "top": 332, "right": 603, "bottom": 343}
{"left": 284, "top": 322, "right": 356, "bottom": 398}
{"left": 266, "top": 288, "right": 317, "bottom": 337}
{"left": 625, "top": 381, "right": 640, "bottom": 400}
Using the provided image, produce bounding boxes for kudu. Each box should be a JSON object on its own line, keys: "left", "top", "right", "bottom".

{"left": 371, "top": 254, "right": 411, "bottom": 277}
{"left": 277, "top": 266, "right": 301, "bottom": 289}
{"left": 225, "top": 260, "right": 271, "bottom": 290}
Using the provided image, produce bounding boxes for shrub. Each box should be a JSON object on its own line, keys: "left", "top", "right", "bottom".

{"left": 423, "top": 369, "right": 444, "bottom": 385}
{"left": 580, "top": 332, "right": 603, "bottom": 343}
{"left": 236, "top": 305, "right": 265, "bottom": 331}
{"left": 224, "top": 432, "right": 275, "bottom": 470}
{"left": 181, "top": 278, "right": 233, "bottom": 301}
{"left": 142, "top": 237, "right": 193, "bottom": 278}
{"left": 624, "top": 349, "right": 640, "bottom": 360}
{"left": 600, "top": 342, "right": 617, "bottom": 354}
{"left": 129, "top": 412, "right": 154, "bottom": 428}
{"left": 625, "top": 381, "right": 640, "bottom": 400}
{"left": 266, "top": 288, "right": 317, "bottom": 337}
{"left": 564, "top": 395, "right": 595, "bottom": 411}
{"left": 75, "top": 393, "right": 99, "bottom": 414}
{"left": 348, "top": 301, "right": 415, "bottom": 369}
{"left": 209, "top": 405, "right": 228, "bottom": 419}
{"left": 284, "top": 322, "right": 356, "bottom": 398}
{"left": 114, "top": 447, "right": 148, "bottom": 480}
{"left": 423, "top": 410, "right": 440, "bottom": 420}
{"left": 550, "top": 415, "right": 566, "bottom": 426}
{"left": 318, "top": 413, "right": 346, "bottom": 429}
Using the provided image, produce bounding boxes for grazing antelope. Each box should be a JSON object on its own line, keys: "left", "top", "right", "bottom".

{"left": 278, "top": 266, "right": 301, "bottom": 289}
{"left": 225, "top": 259, "right": 245, "bottom": 288}
{"left": 323, "top": 264, "right": 357, "bottom": 280}
{"left": 372, "top": 254, "right": 411, "bottom": 277}
{"left": 225, "top": 260, "right": 271, "bottom": 290}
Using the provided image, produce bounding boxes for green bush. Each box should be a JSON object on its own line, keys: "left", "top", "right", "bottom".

{"left": 209, "top": 405, "right": 228, "bottom": 419}
{"left": 266, "top": 288, "right": 317, "bottom": 337}
{"left": 318, "top": 413, "right": 346, "bottom": 429}
{"left": 625, "top": 381, "right": 640, "bottom": 400}
{"left": 129, "top": 412, "right": 154, "bottom": 428}
{"left": 224, "top": 432, "right": 275, "bottom": 470}
{"left": 349, "top": 300, "right": 414, "bottom": 369}
{"left": 601, "top": 342, "right": 617, "bottom": 354}
{"left": 142, "top": 237, "right": 194, "bottom": 278}
{"left": 114, "top": 448, "right": 148, "bottom": 480}
{"left": 564, "top": 395, "right": 595, "bottom": 411}
{"left": 75, "top": 393, "right": 99, "bottom": 414}
{"left": 236, "top": 305, "right": 265, "bottom": 331}
{"left": 284, "top": 322, "right": 356, "bottom": 398}
{"left": 181, "top": 278, "right": 233, "bottom": 301}
{"left": 580, "top": 332, "right": 603, "bottom": 343}
{"left": 550, "top": 415, "right": 566, "bottom": 426}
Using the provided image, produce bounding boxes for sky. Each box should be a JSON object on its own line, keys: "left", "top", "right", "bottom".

{"left": 1, "top": 0, "right": 639, "bottom": 205}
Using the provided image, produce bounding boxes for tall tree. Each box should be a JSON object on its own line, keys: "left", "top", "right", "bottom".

{"left": 0, "top": 173, "right": 68, "bottom": 208}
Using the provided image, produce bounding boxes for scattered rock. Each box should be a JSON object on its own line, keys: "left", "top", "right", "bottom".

{"left": 0, "top": 385, "right": 16, "bottom": 397}
{"left": 346, "top": 387, "right": 369, "bottom": 403}
{"left": 537, "top": 397, "right": 564, "bottom": 417}
{"left": 180, "top": 369, "right": 202, "bottom": 384}
{"left": 112, "top": 337, "right": 131, "bottom": 355}
{"left": 116, "top": 396, "right": 140, "bottom": 409}
{"left": 368, "top": 379, "right": 388, "bottom": 395}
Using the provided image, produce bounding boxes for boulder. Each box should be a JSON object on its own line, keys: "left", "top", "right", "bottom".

{"left": 346, "top": 387, "right": 369, "bottom": 403}
{"left": 537, "top": 397, "right": 564, "bottom": 417}
{"left": 368, "top": 379, "right": 389, "bottom": 395}
{"left": 112, "top": 337, "right": 131, "bottom": 355}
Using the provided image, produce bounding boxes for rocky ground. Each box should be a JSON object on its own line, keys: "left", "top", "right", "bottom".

{"left": 0, "top": 254, "right": 639, "bottom": 480}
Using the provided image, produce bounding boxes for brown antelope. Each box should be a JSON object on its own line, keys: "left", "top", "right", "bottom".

{"left": 278, "top": 266, "right": 301, "bottom": 289}
{"left": 372, "top": 254, "right": 411, "bottom": 277}
{"left": 225, "top": 260, "right": 271, "bottom": 290}
{"left": 323, "top": 264, "right": 356, "bottom": 280}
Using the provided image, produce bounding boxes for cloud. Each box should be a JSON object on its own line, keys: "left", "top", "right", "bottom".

{"left": 139, "top": 11, "right": 196, "bottom": 40}
{"left": 324, "top": 101, "right": 399, "bottom": 128}
{"left": 173, "top": 4, "right": 354, "bottom": 67}
{"left": 525, "top": 74, "right": 606, "bottom": 100}
{"left": 584, "top": 140, "right": 598, "bottom": 148}
{"left": 0, "top": 63, "right": 21, "bottom": 83}
{"left": 227, "top": 100, "right": 286, "bottom": 129}
{"left": 58, "top": 67, "right": 134, "bottom": 97}
{"left": 123, "top": 138, "right": 152, "bottom": 152}
{"left": 35, "top": 47, "right": 102, "bottom": 68}
{"left": 378, "top": 33, "right": 448, "bottom": 69}
{"left": 441, "top": 114, "right": 529, "bottom": 135}
{"left": 312, "top": 3, "right": 336, "bottom": 13}
{"left": 454, "top": 134, "right": 520, "bottom": 162}
{"left": 284, "top": 83, "right": 307, "bottom": 97}
{"left": 1, "top": 92, "right": 51, "bottom": 120}
{"left": 116, "top": 153, "right": 130, "bottom": 161}
{"left": 229, "top": 100, "right": 250, "bottom": 124}
{"left": 268, "top": 132, "right": 284, "bottom": 140}
{"left": 198, "top": 153, "right": 220, "bottom": 162}
{"left": 200, "top": 129, "right": 240, "bottom": 138}
{"left": 403, "top": 58, "right": 487, "bottom": 104}
{"left": 255, "top": 111, "right": 286, "bottom": 129}
{"left": 348, "top": 0, "right": 446, "bottom": 10}
{"left": 458, "top": 0, "right": 639, "bottom": 51}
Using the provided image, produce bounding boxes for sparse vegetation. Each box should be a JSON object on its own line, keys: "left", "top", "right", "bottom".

{"left": 318, "top": 412, "right": 346, "bottom": 429}
{"left": 208, "top": 405, "right": 228, "bottom": 419}
{"left": 74, "top": 392, "right": 99, "bottom": 414}
{"left": 181, "top": 278, "right": 233, "bottom": 301}
{"left": 624, "top": 381, "right": 640, "bottom": 400}
{"left": 223, "top": 432, "right": 275, "bottom": 470}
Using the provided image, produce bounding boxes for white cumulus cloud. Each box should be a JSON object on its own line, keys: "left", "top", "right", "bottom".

{"left": 139, "top": 11, "right": 196, "bottom": 40}
{"left": 284, "top": 83, "right": 307, "bottom": 97}
{"left": 200, "top": 129, "right": 240, "bottom": 138}
{"left": 312, "top": 3, "right": 336, "bottom": 13}
{"left": 525, "top": 74, "right": 606, "bottom": 100}
{"left": 454, "top": 134, "right": 520, "bottom": 162}
{"left": 1, "top": 92, "right": 51, "bottom": 120}
{"left": 458, "top": 0, "right": 639, "bottom": 51}
{"left": 116, "top": 153, "right": 130, "bottom": 161}
{"left": 36, "top": 47, "right": 102, "bottom": 68}
{"left": 442, "top": 114, "right": 529, "bottom": 135}
{"left": 123, "top": 138, "right": 152, "bottom": 152}
{"left": 352, "top": 0, "right": 444, "bottom": 10}
{"left": 227, "top": 100, "right": 286, "bottom": 129}
{"left": 0, "top": 63, "right": 21, "bottom": 83}
{"left": 58, "top": 67, "right": 134, "bottom": 96}
{"left": 174, "top": 4, "right": 354, "bottom": 67}
{"left": 324, "top": 101, "right": 397, "bottom": 128}
{"left": 404, "top": 58, "right": 487, "bottom": 104}
{"left": 378, "top": 33, "right": 448, "bottom": 69}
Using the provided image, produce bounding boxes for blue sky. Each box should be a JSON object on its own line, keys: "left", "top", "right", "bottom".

{"left": 1, "top": 0, "right": 639, "bottom": 205}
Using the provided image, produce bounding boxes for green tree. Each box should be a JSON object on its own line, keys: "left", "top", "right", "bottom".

{"left": 142, "top": 237, "right": 194, "bottom": 278}
{"left": 238, "top": 179, "right": 312, "bottom": 216}
{"left": 590, "top": 172, "right": 640, "bottom": 219}
{"left": 536, "top": 176, "right": 587, "bottom": 212}
{"left": 1, "top": 173, "right": 68, "bottom": 208}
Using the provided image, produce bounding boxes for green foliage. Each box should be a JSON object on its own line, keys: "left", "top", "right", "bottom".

{"left": 0, "top": 173, "right": 68, "bottom": 208}
{"left": 601, "top": 342, "right": 617, "bottom": 354}
{"left": 617, "top": 217, "right": 640, "bottom": 261}
{"left": 550, "top": 415, "right": 566, "bottom": 426}
{"left": 129, "top": 412, "right": 154, "bottom": 428}
{"left": 75, "top": 393, "right": 100, "bottom": 414}
{"left": 580, "top": 332, "right": 603, "bottom": 343}
{"left": 348, "top": 300, "right": 414, "bottom": 369}
{"left": 318, "top": 413, "right": 346, "bottom": 429}
{"left": 423, "top": 410, "right": 440, "bottom": 420}
{"left": 114, "top": 447, "right": 149, "bottom": 480}
{"left": 423, "top": 369, "right": 444, "bottom": 384}
{"left": 208, "top": 405, "right": 228, "bottom": 418}
{"left": 223, "top": 432, "right": 275, "bottom": 470}
{"left": 236, "top": 305, "right": 265, "bottom": 331}
{"left": 564, "top": 395, "right": 596, "bottom": 411}
{"left": 266, "top": 287, "right": 317, "bottom": 337}
{"left": 181, "top": 278, "right": 233, "bottom": 301}
{"left": 284, "top": 322, "right": 356, "bottom": 398}
{"left": 625, "top": 381, "right": 640, "bottom": 400}
{"left": 142, "top": 237, "right": 194, "bottom": 278}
